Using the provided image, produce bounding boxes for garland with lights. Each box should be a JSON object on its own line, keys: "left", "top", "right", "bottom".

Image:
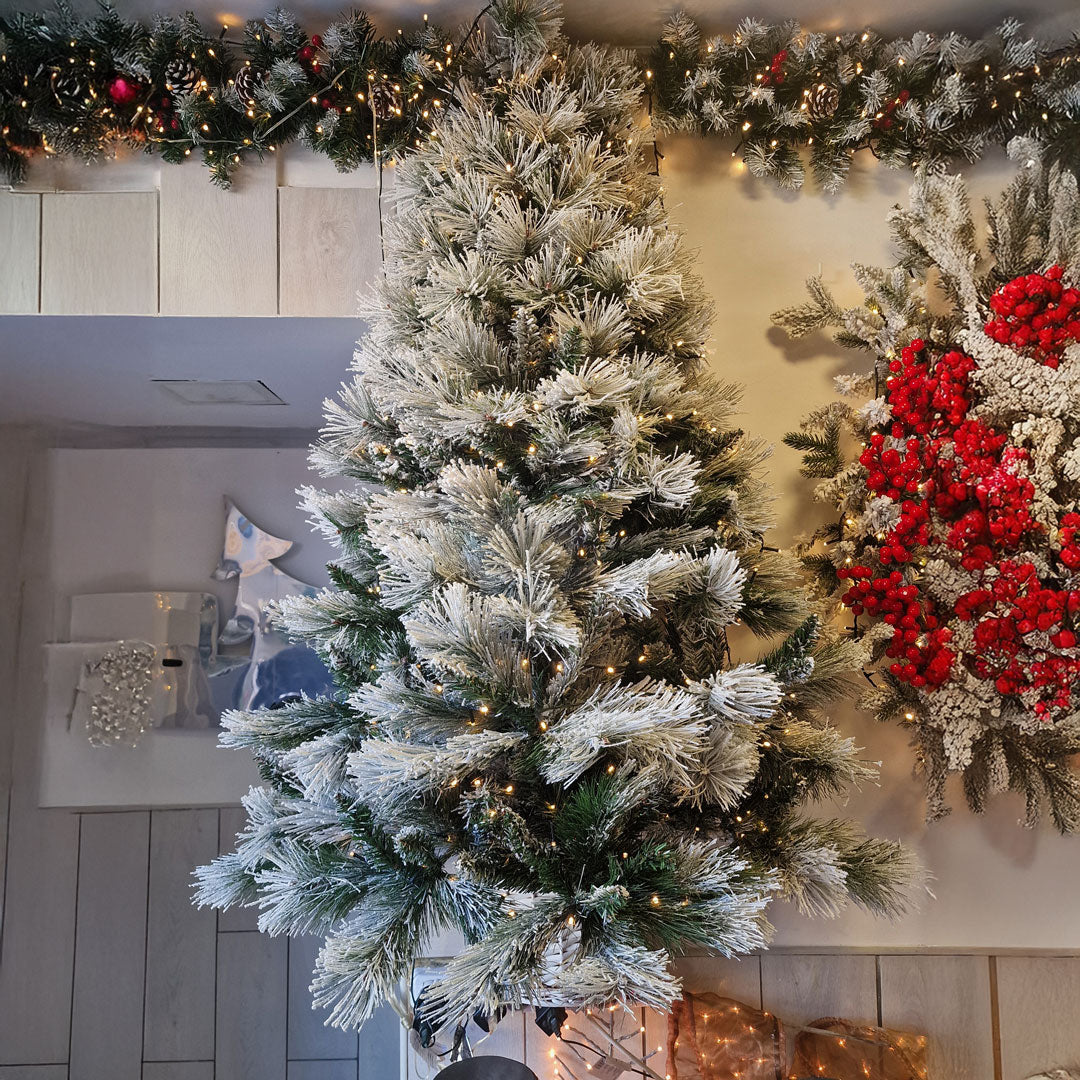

{"left": 194, "top": 0, "right": 918, "bottom": 1039}
{"left": 776, "top": 142, "right": 1080, "bottom": 832}
{"left": 2, "top": 4, "right": 1080, "bottom": 188}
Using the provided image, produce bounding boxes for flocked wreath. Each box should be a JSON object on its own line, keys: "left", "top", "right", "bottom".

{"left": 776, "top": 141, "right": 1080, "bottom": 831}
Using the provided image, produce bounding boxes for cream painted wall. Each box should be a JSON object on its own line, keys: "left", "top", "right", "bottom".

{"left": 661, "top": 136, "right": 1080, "bottom": 948}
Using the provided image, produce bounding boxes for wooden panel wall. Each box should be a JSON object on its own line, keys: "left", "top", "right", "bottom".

{"left": 1, "top": 155, "right": 384, "bottom": 317}
{"left": 402, "top": 952, "right": 1080, "bottom": 1080}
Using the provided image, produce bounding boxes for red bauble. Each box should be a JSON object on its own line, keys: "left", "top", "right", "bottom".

{"left": 107, "top": 75, "right": 142, "bottom": 105}
{"left": 310, "top": 34, "right": 323, "bottom": 48}
{"left": 297, "top": 44, "right": 315, "bottom": 62}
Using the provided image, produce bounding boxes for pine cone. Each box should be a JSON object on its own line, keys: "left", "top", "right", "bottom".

{"left": 368, "top": 80, "right": 401, "bottom": 121}
{"left": 233, "top": 63, "right": 263, "bottom": 104}
{"left": 808, "top": 81, "right": 840, "bottom": 121}
{"left": 164, "top": 57, "right": 201, "bottom": 97}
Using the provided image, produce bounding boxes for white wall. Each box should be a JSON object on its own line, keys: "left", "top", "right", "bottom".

{"left": 660, "top": 138, "right": 1080, "bottom": 948}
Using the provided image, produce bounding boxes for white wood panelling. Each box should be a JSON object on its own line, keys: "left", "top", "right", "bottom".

{"left": 288, "top": 935, "right": 358, "bottom": 1060}
{"left": 879, "top": 954, "right": 995, "bottom": 1080}
{"left": 997, "top": 956, "right": 1080, "bottom": 1079}
{"left": 759, "top": 952, "right": 878, "bottom": 1029}
{"left": 143, "top": 809, "right": 219, "bottom": 1061}
{"left": 0, "top": 192, "right": 40, "bottom": 312}
{"left": 40, "top": 193, "right": 157, "bottom": 315}
{"left": 278, "top": 186, "right": 382, "bottom": 317}
{"left": 0, "top": 1068, "right": 70, "bottom": 1079}
{"left": 4, "top": 156, "right": 385, "bottom": 315}
{"left": 142, "top": 1064, "right": 214, "bottom": 1080}
{"left": 159, "top": 162, "right": 278, "bottom": 316}
{"left": 215, "top": 931, "right": 288, "bottom": 1080}
{"left": 288, "top": 1062, "right": 357, "bottom": 1080}
{"left": 69, "top": 811, "right": 150, "bottom": 1080}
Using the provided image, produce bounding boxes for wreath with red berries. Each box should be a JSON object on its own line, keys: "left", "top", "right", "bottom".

{"left": 776, "top": 147, "right": 1080, "bottom": 831}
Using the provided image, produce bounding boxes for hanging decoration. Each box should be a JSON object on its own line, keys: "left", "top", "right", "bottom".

{"left": 775, "top": 142, "right": 1080, "bottom": 831}
{"left": 2, "top": 4, "right": 1080, "bottom": 187}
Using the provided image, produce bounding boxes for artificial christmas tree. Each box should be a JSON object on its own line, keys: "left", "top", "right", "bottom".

{"left": 196, "top": 0, "right": 916, "bottom": 1037}
{"left": 777, "top": 143, "right": 1080, "bottom": 830}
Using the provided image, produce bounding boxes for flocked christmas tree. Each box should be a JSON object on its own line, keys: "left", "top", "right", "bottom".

{"left": 196, "top": 0, "right": 917, "bottom": 1035}
{"left": 776, "top": 142, "right": 1080, "bottom": 831}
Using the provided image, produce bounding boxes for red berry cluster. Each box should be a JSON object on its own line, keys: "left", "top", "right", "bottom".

{"left": 762, "top": 49, "right": 788, "bottom": 86}
{"left": 984, "top": 264, "right": 1080, "bottom": 369}
{"left": 963, "top": 562, "right": 1080, "bottom": 716}
{"left": 872, "top": 89, "right": 910, "bottom": 130}
{"left": 837, "top": 289, "right": 1080, "bottom": 716}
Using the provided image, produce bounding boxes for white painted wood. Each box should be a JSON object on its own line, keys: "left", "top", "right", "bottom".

{"left": 159, "top": 162, "right": 277, "bottom": 316}
{"left": 358, "top": 1005, "right": 401, "bottom": 1080}
{"left": 215, "top": 931, "right": 288, "bottom": 1080}
{"left": 69, "top": 811, "right": 150, "bottom": 1080}
{"left": 997, "top": 956, "right": 1080, "bottom": 1079}
{"left": 0, "top": 192, "right": 40, "bottom": 312}
{"left": 143, "top": 809, "right": 219, "bottom": 1061}
{"left": 288, "top": 935, "right": 358, "bottom": 1060}
{"left": 0, "top": 444, "right": 79, "bottom": 1068}
{"left": 759, "top": 953, "right": 878, "bottom": 1029}
{"left": 288, "top": 1062, "right": 357, "bottom": 1080}
{"left": 0, "top": 801, "right": 79, "bottom": 1064}
{"left": 40, "top": 193, "right": 157, "bottom": 315}
{"left": 21, "top": 149, "right": 161, "bottom": 193}
{"left": 217, "top": 806, "right": 260, "bottom": 932}
{"left": 0, "top": 1067, "right": 69, "bottom": 1079}
{"left": 278, "top": 145, "right": 380, "bottom": 189}
{"left": 142, "top": 1065, "right": 214, "bottom": 1080}
{"left": 878, "top": 954, "right": 995, "bottom": 1080}
{"left": 278, "top": 187, "right": 382, "bottom": 317}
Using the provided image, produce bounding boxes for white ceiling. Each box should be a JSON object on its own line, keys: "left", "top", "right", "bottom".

{"left": 0, "top": 316, "right": 363, "bottom": 436}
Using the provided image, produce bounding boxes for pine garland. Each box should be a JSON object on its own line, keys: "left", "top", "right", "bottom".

{"left": 3, "top": 4, "right": 1080, "bottom": 188}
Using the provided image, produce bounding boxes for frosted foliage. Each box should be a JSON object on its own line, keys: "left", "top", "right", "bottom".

{"left": 195, "top": 0, "right": 917, "bottom": 1034}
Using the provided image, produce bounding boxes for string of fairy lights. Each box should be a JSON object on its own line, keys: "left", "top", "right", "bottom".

{"left": 1, "top": 7, "right": 1079, "bottom": 188}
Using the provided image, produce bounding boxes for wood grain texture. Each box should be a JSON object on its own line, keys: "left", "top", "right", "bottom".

{"left": 288, "top": 1062, "right": 357, "bottom": 1080}
{"left": 142, "top": 1065, "right": 214, "bottom": 1080}
{"left": 997, "top": 956, "right": 1080, "bottom": 1078}
{"left": 0, "top": 191, "right": 40, "bottom": 313}
{"left": 159, "top": 162, "right": 277, "bottom": 316}
{"left": 69, "top": 812, "right": 150, "bottom": 1080}
{"left": 143, "top": 809, "right": 219, "bottom": 1061}
{"left": 357, "top": 1005, "right": 401, "bottom": 1080}
{"left": 878, "top": 954, "right": 994, "bottom": 1080}
{"left": 40, "top": 193, "right": 157, "bottom": 314}
{"left": 759, "top": 953, "right": 878, "bottom": 1030}
{"left": 278, "top": 186, "right": 382, "bottom": 317}
{"left": 0, "top": 804, "right": 79, "bottom": 1065}
{"left": 215, "top": 931, "right": 288, "bottom": 1080}
{"left": 288, "top": 935, "right": 358, "bottom": 1060}
{"left": 218, "top": 807, "right": 259, "bottom": 932}
{"left": 0, "top": 1068, "right": 69, "bottom": 1079}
